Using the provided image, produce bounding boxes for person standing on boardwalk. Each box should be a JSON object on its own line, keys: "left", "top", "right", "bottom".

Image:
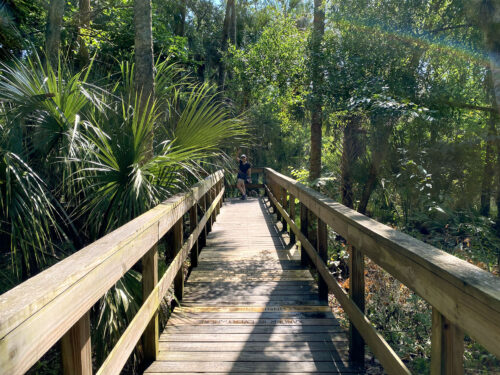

{"left": 236, "top": 154, "right": 252, "bottom": 200}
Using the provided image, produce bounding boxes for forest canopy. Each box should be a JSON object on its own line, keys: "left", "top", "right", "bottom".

{"left": 0, "top": 0, "right": 499, "bottom": 373}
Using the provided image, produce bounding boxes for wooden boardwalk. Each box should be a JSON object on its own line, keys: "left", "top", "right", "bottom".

{"left": 145, "top": 197, "right": 361, "bottom": 374}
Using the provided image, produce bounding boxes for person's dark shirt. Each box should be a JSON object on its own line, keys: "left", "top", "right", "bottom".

{"left": 237, "top": 160, "right": 252, "bottom": 179}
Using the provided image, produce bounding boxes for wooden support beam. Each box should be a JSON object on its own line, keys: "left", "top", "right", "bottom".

{"left": 96, "top": 187, "right": 225, "bottom": 375}
{"left": 265, "top": 184, "right": 410, "bottom": 375}
{"left": 275, "top": 182, "right": 282, "bottom": 222}
{"left": 199, "top": 198, "right": 207, "bottom": 249}
{"left": 317, "top": 218, "right": 328, "bottom": 301}
{"left": 349, "top": 245, "right": 365, "bottom": 365}
{"left": 61, "top": 312, "right": 92, "bottom": 375}
{"left": 142, "top": 245, "right": 159, "bottom": 363}
{"left": 172, "top": 218, "right": 184, "bottom": 303}
{"left": 431, "top": 308, "right": 464, "bottom": 375}
{"left": 264, "top": 168, "right": 500, "bottom": 359}
{"left": 289, "top": 193, "right": 296, "bottom": 244}
{"left": 300, "top": 202, "right": 309, "bottom": 266}
{"left": 205, "top": 193, "right": 212, "bottom": 233}
{"left": 0, "top": 171, "right": 224, "bottom": 375}
{"left": 190, "top": 205, "right": 199, "bottom": 268}
{"left": 211, "top": 188, "right": 216, "bottom": 224}
{"left": 281, "top": 187, "right": 287, "bottom": 230}
{"left": 215, "top": 182, "right": 221, "bottom": 216}
{"left": 266, "top": 185, "right": 408, "bottom": 373}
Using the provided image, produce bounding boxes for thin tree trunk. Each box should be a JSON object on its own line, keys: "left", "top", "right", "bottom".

{"left": 45, "top": 0, "right": 65, "bottom": 67}
{"left": 496, "top": 146, "right": 500, "bottom": 265}
{"left": 175, "top": 0, "right": 187, "bottom": 36}
{"left": 358, "top": 116, "right": 392, "bottom": 215}
{"left": 341, "top": 116, "right": 364, "bottom": 208}
{"left": 308, "top": 0, "right": 324, "bottom": 181}
{"left": 134, "top": 0, "right": 155, "bottom": 153}
{"left": 218, "top": 0, "right": 236, "bottom": 90}
{"left": 76, "top": 0, "right": 91, "bottom": 68}
{"left": 480, "top": 111, "right": 497, "bottom": 215}
{"left": 229, "top": 0, "right": 237, "bottom": 47}
{"left": 473, "top": 0, "right": 500, "bottom": 116}
{"left": 134, "top": 0, "right": 155, "bottom": 110}
{"left": 479, "top": 66, "right": 498, "bottom": 217}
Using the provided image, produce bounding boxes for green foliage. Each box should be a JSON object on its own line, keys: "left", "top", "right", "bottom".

{"left": 0, "top": 48, "right": 246, "bottom": 371}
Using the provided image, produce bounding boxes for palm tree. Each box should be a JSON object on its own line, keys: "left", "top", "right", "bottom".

{"left": 1, "top": 51, "right": 247, "bottom": 368}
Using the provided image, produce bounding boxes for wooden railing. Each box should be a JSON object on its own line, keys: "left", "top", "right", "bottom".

{"left": 264, "top": 168, "right": 500, "bottom": 375}
{"left": 0, "top": 171, "right": 225, "bottom": 375}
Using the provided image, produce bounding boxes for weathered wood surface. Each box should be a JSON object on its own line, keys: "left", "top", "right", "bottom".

{"left": 145, "top": 197, "right": 360, "bottom": 374}
{"left": 265, "top": 168, "right": 500, "bottom": 359}
{"left": 265, "top": 184, "right": 410, "bottom": 375}
{"left": 0, "top": 171, "right": 223, "bottom": 375}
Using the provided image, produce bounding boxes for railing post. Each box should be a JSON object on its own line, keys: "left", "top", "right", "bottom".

{"left": 173, "top": 218, "right": 184, "bottom": 302}
{"left": 349, "top": 245, "right": 365, "bottom": 365}
{"left": 142, "top": 244, "right": 159, "bottom": 363}
{"left": 200, "top": 197, "right": 207, "bottom": 248}
{"left": 206, "top": 193, "right": 212, "bottom": 233}
{"left": 300, "top": 202, "right": 309, "bottom": 266}
{"left": 274, "top": 182, "right": 282, "bottom": 223}
{"left": 268, "top": 178, "right": 275, "bottom": 212}
{"left": 289, "top": 193, "right": 296, "bottom": 244}
{"left": 218, "top": 180, "right": 223, "bottom": 212}
{"left": 281, "top": 187, "right": 287, "bottom": 231}
{"left": 190, "top": 204, "right": 199, "bottom": 268}
{"left": 215, "top": 181, "right": 221, "bottom": 216}
{"left": 431, "top": 308, "right": 464, "bottom": 375}
{"left": 317, "top": 218, "right": 328, "bottom": 301}
{"left": 61, "top": 312, "right": 92, "bottom": 375}
{"left": 210, "top": 186, "right": 216, "bottom": 224}
{"left": 222, "top": 176, "right": 226, "bottom": 202}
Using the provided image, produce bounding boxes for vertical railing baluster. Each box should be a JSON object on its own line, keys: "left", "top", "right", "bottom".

{"left": 142, "top": 244, "right": 159, "bottom": 363}
{"left": 200, "top": 195, "right": 207, "bottom": 248}
{"left": 317, "top": 219, "right": 328, "bottom": 301}
{"left": 289, "top": 193, "right": 296, "bottom": 244}
{"left": 300, "top": 202, "right": 309, "bottom": 266}
{"left": 61, "top": 312, "right": 92, "bottom": 375}
{"left": 431, "top": 308, "right": 464, "bottom": 375}
{"left": 190, "top": 204, "right": 199, "bottom": 268}
{"left": 172, "top": 218, "right": 184, "bottom": 303}
{"left": 274, "top": 182, "right": 282, "bottom": 223}
{"left": 349, "top": 245, "right": 365, "bottom": 365}
{"left": 215, "top": 181, "right": 221, "bottom": 216}
{"left": 211, "top": 186, "right": 216, "bottom": 224}
{"left": 268, "top": 178, "right": 276, "bottom": 213}
{"left": 206, "top": 193, "right": 213, "bottom": 233}
{"left": 281, "top": 187, "right": 287, "bottom": 231}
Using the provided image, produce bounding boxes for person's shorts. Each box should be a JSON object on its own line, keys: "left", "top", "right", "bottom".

{"left": 237, "top": 178, "right": 245, "bottom": 184}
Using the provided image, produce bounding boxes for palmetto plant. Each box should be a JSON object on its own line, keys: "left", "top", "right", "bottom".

{"left": 0, "top": 122, "right": 61, "bottom": 283}
{"left": 69, "top": 64, "right": 246, "bottom": 366}
{"left": 0, "top": 51, "right": 246, "bottom": 368}
{"left": 0, "top": 52, "right": 91, "bottom": 284}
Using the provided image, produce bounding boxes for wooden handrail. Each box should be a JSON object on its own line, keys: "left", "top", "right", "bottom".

{"left": 0, "top": 171, "right": 224, "bottom": 375}
{"left": 264, "top": 168, "right": 500, "bottom": 374}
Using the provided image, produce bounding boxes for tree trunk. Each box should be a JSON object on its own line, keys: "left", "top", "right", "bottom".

{"left": 480, "top": 70, "right": 498, "bottom": 216}
{"left": 472, "top": 0, "right": 500, "bottom": 116}
{"left": 308, "top": 0, "right": 325, "bottom": 181}
{"left": 341, "top": 116, "right": 364, "bottom": 209}
{"left": 45, "top": 0, "right": 65, "bottom": 67}
{"left": 134, "top": 0, "right": 155, "bottom": 111}
{"left": 358, "top": 115, "right": 392, "bottom": 215}
{"left": 175, "top": 0, "right": 187, "bottom": 37}
{"left": 218, "top": 0, "right": 236, "bottom": 90}
{"left": 134, "top": 0, "right": 155, "bottom": 154}
{"left": 76, "top": 0, "right": 91, "bottom": 68}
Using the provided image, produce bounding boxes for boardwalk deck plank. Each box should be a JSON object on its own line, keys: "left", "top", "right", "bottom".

{"left": 144, "top": 197, "right": 360, "bottom": 374}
